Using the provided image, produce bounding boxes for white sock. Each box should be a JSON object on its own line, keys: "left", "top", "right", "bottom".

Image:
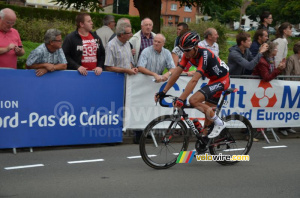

{"left": 211, "top": 114, "right": 223, "bottom": 126}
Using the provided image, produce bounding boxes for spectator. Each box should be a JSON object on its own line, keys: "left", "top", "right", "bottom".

{"left": 174, "top": 22, "right": 189, "bottom": 47}
{"left": 252, "top": 41, "right": 286, "bottom": 81}
{"left": 96, "top": 15, "right": 115, "bottom": 48}
{"left": 285, "top": 41, "right": 300, "bottom": 81}
{"left": 273, "top": 22, "right": 295, "bottom": 136}
{"left": 274, "top": 22, "right": 292, "bottom": 67}
{"left": 0, "top": 8, "right": 25, "bottom": 69}
{"left": 250, "top": 29, "right": 268, "bottom": 57}
{"left": 228, "top": 32, "right": 268, "bottom": 75}
{"left": 198, "top": 28, "right": 219, "bottom": 57}
{"left": 137, "top": 34, "right": 175, "bottom": 82}
{"left": 108, "top": 18, "right": 135, "bottom": 56}
{"left": 26, "top": 29, "right": 67, "bottom": 77}
{"left": 104, "top": 21, "right": 137, "bottom": 75}
{"left": 62, "top": 13, "right": 105, "bottom": 76}
{"left": 129, "top": 18, "right": 156, "bottom": 65}
{"left": 252, "top": 41, "right": 287, "bottom": 138}
{"left": 257, "top": 11, "right": 273, "bottom": 35}
{"left": 172, "top": 29, "right": 194, "bottom": 75}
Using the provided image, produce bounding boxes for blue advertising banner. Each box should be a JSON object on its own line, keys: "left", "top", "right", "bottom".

{"left": 0, "top": 70, "right": 124, "bottom": 149}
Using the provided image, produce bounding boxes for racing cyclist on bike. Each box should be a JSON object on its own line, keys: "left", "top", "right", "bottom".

{"left": 155, "top": 31, "right": 230, "bottom": 138}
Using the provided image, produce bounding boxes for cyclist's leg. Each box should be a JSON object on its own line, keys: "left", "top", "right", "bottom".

{"left": 190, "top": 81, "right": 227, "bottom": 138}
{"left": 202, "top": 101, "right": 217, "bottom": 135}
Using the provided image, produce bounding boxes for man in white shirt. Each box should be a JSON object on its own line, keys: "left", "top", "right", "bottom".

{"left": 96, "top": 15, "right": 115, "bottom": 48}
{"left": 198, "top": 28, "right": 219, "bottom": 57}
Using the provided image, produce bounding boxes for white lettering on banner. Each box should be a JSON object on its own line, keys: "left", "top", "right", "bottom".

{"left": 79, "top": 111, "right": 119, "bottom": 126}
{"left": 0, "top": 110, "right": 119, "bottom": 129}
{"left": 0, "top": 112, "right": 19, "bottom": 128}
{"left": 0, "top": 100, "right": 18, "bottom": 109}
{"left": 29, "top": 112, "right": 56, "bottom": 127}
{"left": 124, "top": 74, "right": 300, "bottom": 129}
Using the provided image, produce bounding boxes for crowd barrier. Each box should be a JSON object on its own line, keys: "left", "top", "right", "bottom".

{"left": 1, "top": 70, "right": 299, "bottom": 149}
{"left": 124, "top": 74, "right": 300, "bottom": 129}
{"left": 0, "top": 70, "right": 124, "bottom": 149}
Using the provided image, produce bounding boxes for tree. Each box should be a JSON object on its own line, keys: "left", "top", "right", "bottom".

{"left": 113, "top": 0, "right": 129, "bottom": 14}
{"left": 52, "top": 0, "right": 242, "bottom": 32}
{"left": 246, "top": 0, "right": 300, "bottom": 25}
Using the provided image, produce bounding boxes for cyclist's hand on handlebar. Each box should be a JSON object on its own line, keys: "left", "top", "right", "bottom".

{"left": 155, "top": 91, "right": 165, "bottom": 103}
{"left": 173, "top": 98, "right": 184, "bottom": 108}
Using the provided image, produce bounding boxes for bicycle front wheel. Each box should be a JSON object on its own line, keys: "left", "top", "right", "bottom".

{"left": 209, "top": 114, "right": 253, "bottom": 165}
{"left": 139, "top": 115, "right": 189, "bottom": 169}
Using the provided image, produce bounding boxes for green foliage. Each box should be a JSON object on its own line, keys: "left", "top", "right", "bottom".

{"left": 162, "top": 20, "right": 229, "bottom": 62}
{"left": 15, "top": 18, "right": 75, "bottom": 42}
{"left": 222, "top": 8, "right": 240, "bottom": 23}
{"left": 0, "top": 4, "right": 141, "bottom": 32}
{"left": 175, "top": 0, "right": 242, "bottom": 23}
{"left": 50, "top": 0, "right": 103, "bottom": 12}
{"left": 246, "top": 0, "right": 300, "bottom": 24}
{"left": 17, "top": 41, "right": 41, "bottom": 69}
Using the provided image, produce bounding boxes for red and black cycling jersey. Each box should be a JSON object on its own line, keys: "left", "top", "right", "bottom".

{"left": 179, "top": 47, "right": 229, "bottom": 81}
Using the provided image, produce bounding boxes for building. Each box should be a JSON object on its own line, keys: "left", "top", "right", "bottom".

{"left": 129, "top": 0, "right": 198, "bottom": 26}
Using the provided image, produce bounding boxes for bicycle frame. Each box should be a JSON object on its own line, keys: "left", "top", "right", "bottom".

{"left": 160, "top": 88, "right": 238, "bottom": 137}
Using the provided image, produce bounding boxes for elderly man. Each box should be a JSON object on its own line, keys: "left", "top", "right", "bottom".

{"left": 0, "top": 8, "right": 25, "bottom": 69}
{"left": 104, "top": 20, "right": 137, "bottom": 75}
{"left": 26, "top": 29, "right": 67, "bottom": 77}
{"left": 96, "top": 15, "right": 115, "bottom": 48}
{"left": 137, "top": 34, "right": 175, "bottom": 83}
{"left": 198, "top": 28, "right": 219, "bottom": 57}
{"left": 62, "top": 13, "right": 105, "bottom": 76}
{"left": 129, "top": 18, "right": 156, "bottom": 65}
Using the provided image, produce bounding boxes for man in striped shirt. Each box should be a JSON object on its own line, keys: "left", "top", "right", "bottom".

{"left": 137, "top": 34, "right": 175, "bottom": 82}
{"left": 105, "top": 21, "right": 137, "bottom": 75}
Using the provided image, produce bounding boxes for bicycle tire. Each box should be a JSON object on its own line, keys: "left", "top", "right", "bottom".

{"left": 139, "top": 115, "right": 189, "bottom": 169}
{"left": 209, "top": 114, "right": 253, "bottom": 165}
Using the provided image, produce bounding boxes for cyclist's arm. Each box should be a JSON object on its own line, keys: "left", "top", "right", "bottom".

{"left": 162, "top": 66, "right": 183, "bottom": 93}
{"left": 178, "top": 71, "right": 202, "bottom": 100}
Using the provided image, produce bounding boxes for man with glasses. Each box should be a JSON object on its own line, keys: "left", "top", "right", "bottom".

{"left": 105, "top": 20, "right": 137, "bottom": 75}
{"left": 26, "top": 29, "right": 67, "bottom": 77}
{"left": 0, "top": 8, "right": 25, "bottom": 69}
{"left": 62, "top": 13, "right": 105, "bottom": 76}
{"left": 155, "top": 31, "right": 230, "bottom": 139}
{"left": 257, "top": 11, "right": 273, "bottom": 36}
{"left": 96, "top": 15, "right": 115, "bottom": 48}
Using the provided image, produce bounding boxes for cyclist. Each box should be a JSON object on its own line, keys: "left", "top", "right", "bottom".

{"left": 155, "top": 31, "right": 230, "bottom": 138}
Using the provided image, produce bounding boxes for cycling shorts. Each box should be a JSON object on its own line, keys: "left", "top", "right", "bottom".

{"left": 198, "top": 77, "right": 230, "bottom": 105}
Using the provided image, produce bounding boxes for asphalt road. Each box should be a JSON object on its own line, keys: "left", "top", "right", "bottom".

{"left": 0, "top": 139, "right": 299, "bottom": 198}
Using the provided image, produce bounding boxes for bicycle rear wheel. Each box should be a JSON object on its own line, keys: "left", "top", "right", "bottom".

{"left": 209, "top": 114, "right": 253, "bottom": 165}
{"left": 139, "top": 115, "right": 189, "bottom": 169}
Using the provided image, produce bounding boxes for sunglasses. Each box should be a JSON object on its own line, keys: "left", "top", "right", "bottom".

{"left": 179, "top": 46, "right": 194, "bottom": 52}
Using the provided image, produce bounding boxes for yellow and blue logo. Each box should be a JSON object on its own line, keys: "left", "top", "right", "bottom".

{"left": 176, "top": 151, "right": 195, "bottom": 163}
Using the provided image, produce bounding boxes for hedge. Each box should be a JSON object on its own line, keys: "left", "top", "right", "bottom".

{"left": 0, "top": 3, "right": 141, "bottom": 32}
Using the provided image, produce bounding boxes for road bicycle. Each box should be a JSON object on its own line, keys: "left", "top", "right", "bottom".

{"left": 139, "top": 88, "right": 254, "bottom": 169}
